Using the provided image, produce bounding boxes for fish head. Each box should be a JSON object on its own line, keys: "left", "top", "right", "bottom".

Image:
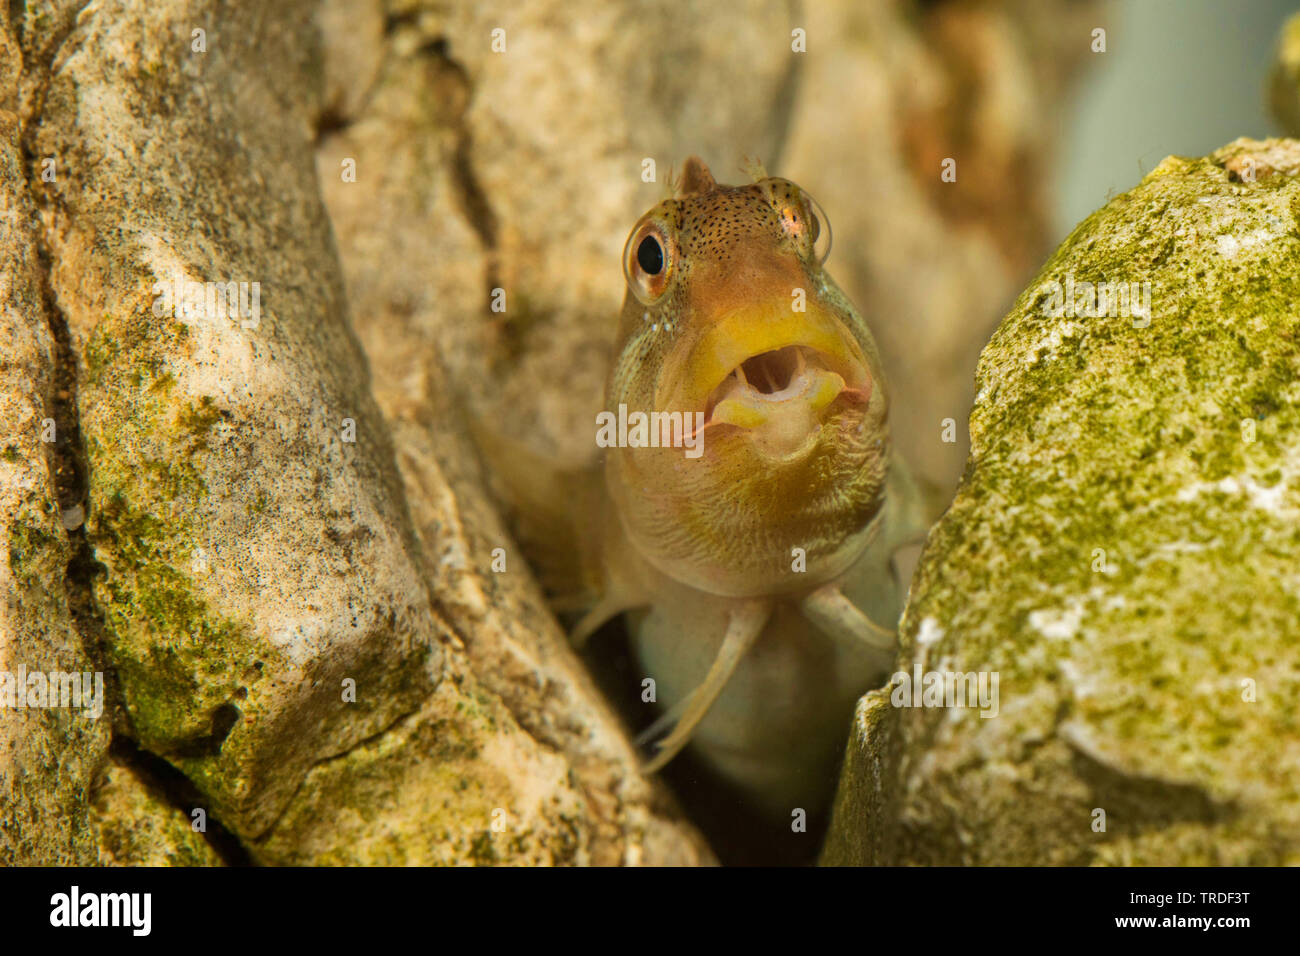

{"left": 604, "top": 157, "right": 890, "bottom": 597}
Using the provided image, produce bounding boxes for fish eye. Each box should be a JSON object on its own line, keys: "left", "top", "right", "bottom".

{"left": 806, "top": 192, "right": 832, "bottom": 264}
{"left": 782, "top": 189, "right": 831, "bottom": 264}
{"left": 766, "top": 179, "right": 833, "bottom": 265}
{"left": 637, "top": 235, "right": 664, "bottom": 275}
{"left": 623, "top": 220, "right": 676, "bottom": 304}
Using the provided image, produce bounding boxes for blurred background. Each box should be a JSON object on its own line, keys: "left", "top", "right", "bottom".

{"left": 1059, "top": 0, "right": 1293, "bottom": 239}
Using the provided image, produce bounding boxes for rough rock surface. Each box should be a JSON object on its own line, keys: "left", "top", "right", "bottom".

{"left": 90, "top": 757, "right": 224, "bottom": 866}
{"left": 1, "top": 0, "right": 709, "bottom": 865}
{"left": 33, "top": 0, "right": 447, "bottom": 840}
{"left": 0, "top": 46, "right": 109, "bottom": 862}
{"left": 1, "top": 0, "right": 1097, "bottom": 866}
{"left": 825, "top": 137, "right": 1300, "bottom": 865}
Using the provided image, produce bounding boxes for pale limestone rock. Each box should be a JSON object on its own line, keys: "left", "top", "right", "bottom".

{"left": 91, "top": 758, "right": 224, "bottom": 866}
{"left": 826, "top": 139, "right": 1300, "bottom": 865}
{"left": 1, "top": 0, "right": 709, "bottom": 865}
{"left": 0, "top": 17, "right": 110, "bottom": 866}
{"left": 29, "top": 0, "right": 444, "bottom": 838}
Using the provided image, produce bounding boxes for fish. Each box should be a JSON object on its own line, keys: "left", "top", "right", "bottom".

{"left": 562, "top": 157, "right": 936, "bottom": 819}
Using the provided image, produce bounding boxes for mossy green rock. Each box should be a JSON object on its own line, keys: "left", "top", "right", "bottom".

{"left": 0, "top": 0, "right": 710, "bottom": 864}
{"left": 30, "top": 0, "right": 444, "bottom": 837}
{"left": 251, "top": 663, "right": 588, "bottom": 866}
{"left": 825, "top": 137, "right": 1300, "bottom": 865}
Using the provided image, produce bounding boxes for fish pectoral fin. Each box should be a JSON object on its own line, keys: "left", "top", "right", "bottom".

{"left": 639, "top": 599, "right": 772, "bottom": 774}
{"left": 632, "top": 693, "right": 690, "bottom": 753}
{"left": 801, "top": 584, "right": 897, "bottom": 657}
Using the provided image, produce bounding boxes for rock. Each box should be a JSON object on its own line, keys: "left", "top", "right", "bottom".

{"left": 1, "top": 0, "right": 709, "bottom": 865}
{"left": 825, "top": 137, "right": 1300, "bottom": 865}
{"left": 0, "top": 90, "right": 109, "bottom": 865}
{"left": 28, "top": 0, "right": 444, "bottom": 838}
{"left": 91, "top": 757, "right": 224, "bottom": 866}
{"left": 252, "top": 657, "right": 648, "bottom": 866}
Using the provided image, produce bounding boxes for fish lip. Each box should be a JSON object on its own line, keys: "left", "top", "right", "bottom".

{"left": 701, "top": 345, "right": 871, "bottom": 426}
{"left": 656, "top": 300, "right": 873, "bottom": 432}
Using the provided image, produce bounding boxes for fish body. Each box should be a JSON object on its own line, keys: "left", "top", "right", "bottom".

{"left": 578, "top": 158, "right": 933, "bottom": 818}
{"left": 613, "top": 463, "right": 926, "bottom": 817}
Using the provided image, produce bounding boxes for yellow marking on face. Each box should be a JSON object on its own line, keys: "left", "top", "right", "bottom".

{"left": 710, "top": 399, "right": 769, "bottom": 429}
{"left": 656, "top": 299, "right": 869, "bottom": 414}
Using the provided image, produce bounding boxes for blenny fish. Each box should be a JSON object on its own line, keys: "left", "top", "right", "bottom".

{"left": 559, "top": 157, "right": 935, "bottom": 818}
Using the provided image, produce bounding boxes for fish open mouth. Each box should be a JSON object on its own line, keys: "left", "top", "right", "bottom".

{"left": 695, "top": 344, "right": 870, "bottom": 457}
{"left": 656, "top": 300, "right": 874, "bottom": 456}
{"left": 703, "top": 344, "right": 868, "bottom": 428}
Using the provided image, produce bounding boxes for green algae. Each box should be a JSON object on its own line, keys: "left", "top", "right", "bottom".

{"left": 826, "top": 139, "right": 1300, "bottom": 865}
{"left": 79, "top": 310, "right": 257, "bottom": 750}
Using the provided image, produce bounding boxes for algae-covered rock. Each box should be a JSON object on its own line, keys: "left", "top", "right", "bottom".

{"left": 90, "top": 758, "right": 224, "bottom": 866}
{"left": 825, "top": 137, "right": 1300, "bottom": 865}
{"left": 1, "top": 0, "right": 710, "bottom": 865}
{"left": 0, "top": 92, "right": 110, "bottom": 865}
{"left": 250, "top": 657, "right": 706, "bottom": 866}
{"left": 29, "top": 0, "right": 444, "bottom": 837}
